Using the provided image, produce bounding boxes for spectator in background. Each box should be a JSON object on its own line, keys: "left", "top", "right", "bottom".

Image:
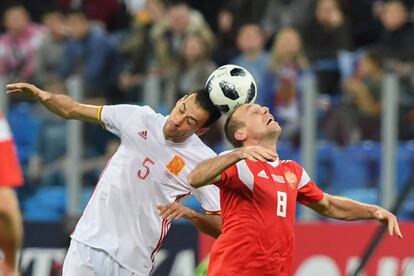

{"left": 59, "top": 8, "right": 119, "bottom": 100}
{"left": 302, "top": 0, "right": 352, "bottom": 95}
{"left": 150, "top": 0, "right": 215, "bottom": 109}
{"left": 35, "top": 8, "right": 66, "bottom": 87}
{"left": 260, "top": 0, "right": 314, "bottom": 41}
{"left": 377, "top": 0, "right": 414, "bottom": 140}
{"left": 151, "top": 1, "right": 215, "bottom": 77}
{"left": 342, "top": 48, "right": 384, "bottom": 141}
{"left": 261, "top": 28, "right": 309, "bottom": 145}
{"left": 378, "top": 0, "right": 414, "bottom": 63}
{"left": 174, "top": 34, "right": 216, "bottom": 99}
{"left": 341, "top": 0, "right": 383, "bottom": 48}
{"left": 0, "top": 112, "right": 23, "bottom": 276}
{"left": 59, "top": 0, "right": 127, "bottom": 32}
{"left": 0, "top": 2, "right": 44, "bottom": 83}
{"left": 211, "top": 6, "right": 238, "bottom": 66}
{"left": 230, "top": 23, "right": 270, "bottom": 95}
{"left": 117, "top": 0, "right": 165, "bottom": 104}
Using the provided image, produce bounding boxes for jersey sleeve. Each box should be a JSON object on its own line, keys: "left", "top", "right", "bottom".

{"left": 100, "top": 105, "right": 154, "bottom": 137}
{"left": 214, "top": 164, "right": 238, "bottom": 189}
{"left": 191, "top": 184, "right": 221, "bottom": 213}
{"left": 293, "top": 162, "right": 324, "bottom": 205}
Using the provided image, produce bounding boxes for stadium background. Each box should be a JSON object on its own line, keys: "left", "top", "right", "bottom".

{"left": 0, "top": 0, "right": 413, "bottom": 275}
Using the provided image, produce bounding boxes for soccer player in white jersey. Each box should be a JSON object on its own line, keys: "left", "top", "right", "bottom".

{"left": 6, "top": 82, "right": 223, "bottom": 276}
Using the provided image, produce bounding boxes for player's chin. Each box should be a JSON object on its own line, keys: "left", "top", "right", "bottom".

{"left": 267, "top": 122, "right": 281, "bottom": 131}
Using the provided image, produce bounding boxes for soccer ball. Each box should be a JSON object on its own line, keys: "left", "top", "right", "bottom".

{"left": 205, "top": 64, "right": 257, "bottom": 114}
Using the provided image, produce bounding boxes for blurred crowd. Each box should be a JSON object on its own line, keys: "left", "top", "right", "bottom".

{"left": 2, "top": 0, "right": 414, "bottom": 219}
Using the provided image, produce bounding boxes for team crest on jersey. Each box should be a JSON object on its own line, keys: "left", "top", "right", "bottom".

{"left": 284, "top": 171, "right": 298, "bottom": 189}
{"left": 167, "top": 155, "right": 185, "bottom": 176}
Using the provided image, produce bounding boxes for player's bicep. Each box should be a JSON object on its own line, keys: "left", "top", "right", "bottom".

{"left": 72, "top": 103, "right": 102, "bottom": 123}
{"left": 307, "top": 193, "right": 329, "bottom": 213}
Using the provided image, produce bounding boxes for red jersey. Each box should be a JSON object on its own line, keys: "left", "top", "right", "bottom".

{"left": 208, "top": 158, "right": 324, "bottom": 276}
{"left": 0, "top": 112, "right": 23, "bottom": 187}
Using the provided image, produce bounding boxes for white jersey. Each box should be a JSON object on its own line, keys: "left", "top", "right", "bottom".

{"left": 71, "top": 105, "right": 220, "bottom": 275}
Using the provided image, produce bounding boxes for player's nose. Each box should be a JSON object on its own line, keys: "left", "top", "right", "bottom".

{"left": 171, "top": 115, "right": 184, "bottom": 126}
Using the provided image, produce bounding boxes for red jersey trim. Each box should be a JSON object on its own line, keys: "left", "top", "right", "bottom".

{"left": 149, "top": 192, "right": 191, "bottom": 272}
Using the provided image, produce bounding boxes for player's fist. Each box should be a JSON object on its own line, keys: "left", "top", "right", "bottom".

{"left": 6, "top": 83, "right": 43, "bottom": 100}
{"left": 373, "top": 208, "right": 403, "bottom": 239}
{"left": 236, "top": 146, "right": 277, "bottom": 162}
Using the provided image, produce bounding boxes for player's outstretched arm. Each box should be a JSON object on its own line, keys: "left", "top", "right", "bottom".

{"left": 188, "top": 146, "right": 277, "bottom": 188}
{"left": 0, "top": 188, "right": 23, "bottom": 276}
{"left": 6, "top": 83, "right": 100, "bottom": 123}
{"left": 308, "top": 193, "right": 403, "bottom": 239}
{"left": 157, "top": 202, "right": 221, "bottom": 238}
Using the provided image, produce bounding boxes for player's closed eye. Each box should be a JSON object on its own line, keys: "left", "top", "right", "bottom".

{"left": 187, "top": 118, "right": 196, "bottom": 126}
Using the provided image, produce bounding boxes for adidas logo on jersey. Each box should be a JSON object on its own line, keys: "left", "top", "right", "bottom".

{"left": 138, "top": 130, "right": 148, "bottom": 140}
{"left": 257, "top": 170, "right": 269, "bottom": 179}
{"left": 271, "top": 174, "right": 285, "bottom": 183}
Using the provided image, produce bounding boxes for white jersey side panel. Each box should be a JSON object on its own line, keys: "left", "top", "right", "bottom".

{"left": 71, "top": 105, "right": 220, "bottom": 275}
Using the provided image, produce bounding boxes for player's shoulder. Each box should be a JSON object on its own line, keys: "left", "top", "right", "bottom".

{"left": 186, "top": 136, "right": 217, "bottom": 159}
{"left": 192, "top": 135, "right": 217, "bottom": 156}
{"left": 279, "top": 159, "right": 302, "bottom": 171}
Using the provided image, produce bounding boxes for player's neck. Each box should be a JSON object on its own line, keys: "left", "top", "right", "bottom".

{"left": 246, "top": 139, "right": 277, "bottom": 153}
{"left": 162, "top": 126, "right": 190, "bottom": 144}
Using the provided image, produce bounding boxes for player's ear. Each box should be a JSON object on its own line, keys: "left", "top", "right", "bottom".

{"left": 234, "top": 129, "right": 247, "bottom": 143}
{"left": 195, "top": 127, "right": 209, "bottom": 136}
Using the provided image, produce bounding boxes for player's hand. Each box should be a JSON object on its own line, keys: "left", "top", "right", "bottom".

{"left": 157, "top": 202, "right": 196, "bottom": 221}
{"left": 373, "top": 208, "right": 403, "bottom": 239}
{"left": 6, "top": 83, "right": 43, "bottom": 100}
{"left": 237, "top": 146, "right": 277, "bottom": 162}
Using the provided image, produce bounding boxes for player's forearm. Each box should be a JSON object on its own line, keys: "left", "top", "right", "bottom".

{"left": 32, "top": 88, "right": 100, "bottom": 123}
{"left": 320, "top": 194, "right": 380, "bottom": 221}
{"left": 34, "top": 90, "right": 80, "bottom": 120}
{"left": 188, "top": 212, "right": 221, "bottom": 239}
{"left": 0, "top": 189, "right": 23, "bottom": 270}
{"left": 188, "top": 150, "right": 241, "bottom": 188}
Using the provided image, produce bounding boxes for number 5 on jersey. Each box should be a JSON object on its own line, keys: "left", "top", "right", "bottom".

{"left": 138, "top": 157, "right": 155, "bottom": 180}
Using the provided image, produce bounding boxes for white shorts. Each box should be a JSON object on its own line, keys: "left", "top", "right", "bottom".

{"left": 62, "top": 239, "right": 136, "bottom": 276}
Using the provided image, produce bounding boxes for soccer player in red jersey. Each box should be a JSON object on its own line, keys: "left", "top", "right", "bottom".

{"left": 0, "top": 112, "right": 24, "bottom": 276}
{"left": 185, "top": 103, "right": 402, "bottom": 276}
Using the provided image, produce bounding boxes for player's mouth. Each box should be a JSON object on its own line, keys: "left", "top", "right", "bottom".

{"left": 266, "top": 116, "right": 275, "bottom": 125}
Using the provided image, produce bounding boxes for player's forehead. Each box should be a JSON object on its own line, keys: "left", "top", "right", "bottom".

{"left": 182, "top": 94, "right": 209, "bottom": 121}
{"left": 234, "top": 103, "right": 258, "bottom": 119}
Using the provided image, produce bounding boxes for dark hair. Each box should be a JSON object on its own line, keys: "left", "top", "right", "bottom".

{"left": 64, "top": 7, "right": 88, "bottom": 18}
{"left": 224, "top": 106, "right": 246, "bottom": 148}
{"left": 2, "top": 1, "right": 25, "bottom": 18}
{"left": 166, "top": 0, "right": 189, "bottom": 8}
{"left": 191, "top": 89, "right": 221, "bottom": 127}
{"left": 41, "top": 5, "right": 63, "bottom": 18}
